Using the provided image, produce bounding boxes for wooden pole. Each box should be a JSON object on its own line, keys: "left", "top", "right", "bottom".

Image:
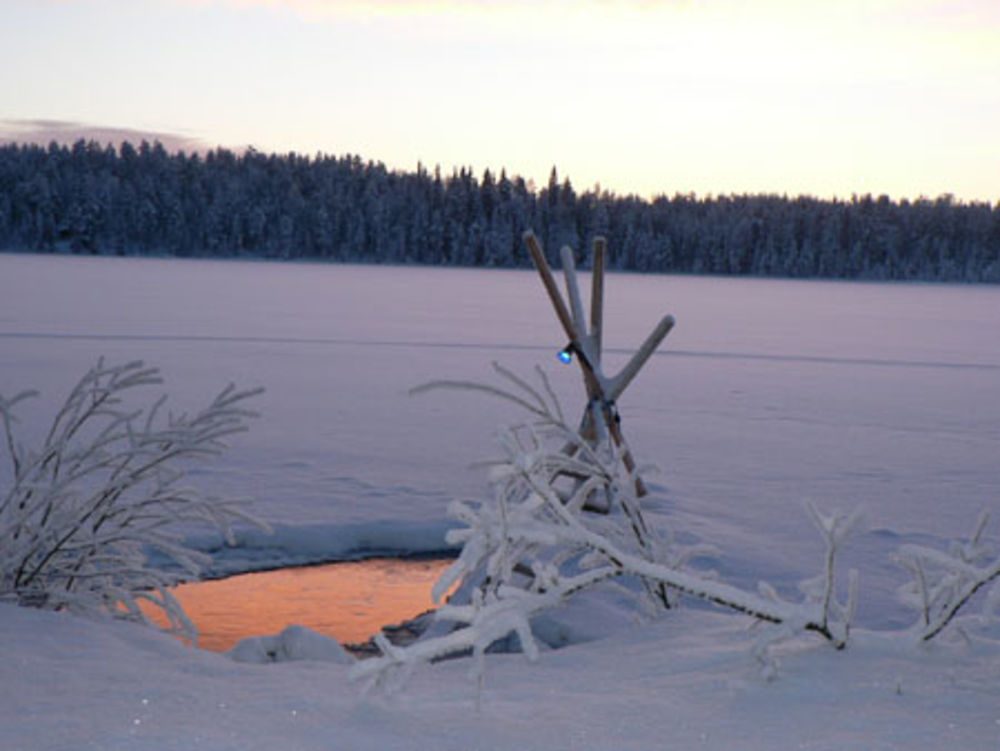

{"left": 609, "top": 314, "right": 675, "bottom": 401}
{"left": 523, "top": 231, "right": 669, "bottom": 498}
{"left": 590, "top": 236, "right": 605, "bottom": 357}
{"left": 560, "top": 245, "right": 589, "bottom": 347}
{"left": 523, "top": 232, "right": 606, "bottom": 403}
{"left": 523, "top": 231, "right": 676, "bottom": 608}
{"left": 523, "top": 232, "right": 576, "bottom": 343}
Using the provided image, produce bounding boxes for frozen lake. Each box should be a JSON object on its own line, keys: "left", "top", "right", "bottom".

{"left": 1, "top": 252, "right": 998, "bottom": 629}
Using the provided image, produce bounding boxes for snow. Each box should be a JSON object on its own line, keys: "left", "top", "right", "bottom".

{"left": 1, "top": 253, "right": 999, "bottom": 749}
{"left": 228, "top": 624, "right": 355, "bottom": 665}
{"left": 2, "top": 603, "right": 998, "bottom": 750}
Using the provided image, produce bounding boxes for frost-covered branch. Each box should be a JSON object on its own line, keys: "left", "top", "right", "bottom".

{"left": 896, "top": 510, "right": 1000, "bottom": 642}
{"left": 414, "top": 362, "right": 664, "bottom": 567}
{"left": 801, "top": 501, "right": 862, "bottom": 645}
{"left": 354, "top": 367, "right": 859, "bottom": 693}
{"left": 352, "top": 566, "right": 620, "bottom": 695}
{"left": 0, "top": 359, "right": 266, "bottom": 640}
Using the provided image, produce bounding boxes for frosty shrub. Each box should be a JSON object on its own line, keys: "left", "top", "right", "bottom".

{"left": 352, "top": 365, "right": 863, "bottom": 693}
{"left": 353, "top": 365, "right": 1000, "bottom": 694}
{"left": 895, "top": 510, "right": 1000, "bottom": 642}
{"left": 0, "top": 359, "right": 264, "bottom": 640}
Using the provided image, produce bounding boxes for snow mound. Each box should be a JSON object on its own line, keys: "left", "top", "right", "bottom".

{"left": 228, "top": 624, "right": 355, "bottom": 665}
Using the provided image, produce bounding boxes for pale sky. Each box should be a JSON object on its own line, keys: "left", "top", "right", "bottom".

{"left": 1, "top": 0, "right": 998, "bottom": 201}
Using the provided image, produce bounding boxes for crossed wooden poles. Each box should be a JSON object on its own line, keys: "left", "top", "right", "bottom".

{"left": 523, "top": 231, "right": 675, "bottom": 501}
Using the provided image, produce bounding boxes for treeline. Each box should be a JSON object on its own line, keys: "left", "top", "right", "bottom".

{"left": 1, "top": 139, "right": 998, "bottom": 282}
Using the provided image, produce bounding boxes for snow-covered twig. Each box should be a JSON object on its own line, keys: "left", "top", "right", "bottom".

{"left": 414, "top": 363, "right": 665, "bottom": 575}
{"left": 896, "top": 509, "right": 1000, "bottom": 642}
{"left": 802, "top": 501, "right": 863, "bottom": 644}
{"left": 0, "top": 359, "right": 267, "bottom": 640}
{"left": 355, "top": 367, "right": 859, "bottom": 693}
{"left": 352, "top": 566, "right": 620, "bottom": 694}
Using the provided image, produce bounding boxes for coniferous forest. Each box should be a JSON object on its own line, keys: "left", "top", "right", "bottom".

{"left": 1, "top": 139, "right": 997, "bottom": 282}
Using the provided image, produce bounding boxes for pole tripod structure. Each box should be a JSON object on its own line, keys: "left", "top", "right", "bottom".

{"left": 523, "top": 230, "right": 675, "bottom": 500}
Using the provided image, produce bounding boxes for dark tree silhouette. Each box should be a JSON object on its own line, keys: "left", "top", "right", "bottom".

{"left": 0, "top": 140, "right": 997, "bottom": 282}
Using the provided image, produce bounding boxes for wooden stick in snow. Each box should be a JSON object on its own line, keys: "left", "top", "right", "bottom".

{"left": 523, "top": 232, "right": 576, "bottom": 343}
{"left": 522, "top": 231, "right": 674, "bottom": 499}
{"left": 590, "top": 236, "right": 605, "bottom": 356}
{"left": 609, "top": 314, "right": 675, "bottom": 401}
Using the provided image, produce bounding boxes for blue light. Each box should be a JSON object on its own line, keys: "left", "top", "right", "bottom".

{"left": 557, "top": 347, "right": 573, "bottom": 364}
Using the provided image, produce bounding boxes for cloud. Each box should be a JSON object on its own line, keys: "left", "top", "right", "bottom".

{"left": 0, "top": 119, "right": 211, "bottom": 153}
{"left": 175, "top": 0, "right": 1000, "bottom": 43}
{"left": 177, "top": 0, "right": 687, "bottom": 22}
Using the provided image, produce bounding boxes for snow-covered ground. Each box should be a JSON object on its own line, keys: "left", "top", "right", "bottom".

{"left": 3, "top": 600, "right": 998, "bottom": 751}
{"left": 1, "top": 253, "right": 999, "bottom": 750}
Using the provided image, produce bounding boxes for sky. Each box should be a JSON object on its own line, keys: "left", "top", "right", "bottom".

{"left": 1, "top": 0, "right": 998, "bottom": 202}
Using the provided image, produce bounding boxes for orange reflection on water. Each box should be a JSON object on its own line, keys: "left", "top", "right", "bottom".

{"left": 144, "top": 557, "right": 455, "bottom": 652}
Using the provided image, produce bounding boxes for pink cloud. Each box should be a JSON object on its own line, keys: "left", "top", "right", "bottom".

{"left": 0, "top": 119, "right": 212, "bottom": 153}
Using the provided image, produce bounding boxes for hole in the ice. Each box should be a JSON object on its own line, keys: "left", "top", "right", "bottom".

{"left": 144, "top": 556, "right": 456, "bottom": 653}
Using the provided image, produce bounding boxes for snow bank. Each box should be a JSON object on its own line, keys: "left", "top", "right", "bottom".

{"left": 228, "top": 624, "right": 355, "bottom": 664}
{"left": 2, "top": 602, "right": 998, "bottom": 751}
